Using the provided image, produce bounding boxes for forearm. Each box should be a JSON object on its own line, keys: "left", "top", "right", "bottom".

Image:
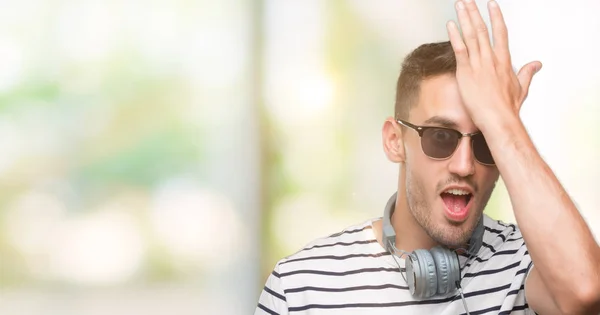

{"left": 482, "top": 117, "right": 600, "bottom": 311}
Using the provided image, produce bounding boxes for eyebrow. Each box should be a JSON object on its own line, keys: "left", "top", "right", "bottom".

{"left": 422, "top": 116, "right": 459, "bottom": 129}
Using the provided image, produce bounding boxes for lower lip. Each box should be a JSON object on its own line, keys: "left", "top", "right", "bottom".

{"left": 442, "top": 195, "right": 472, "bottom": 222}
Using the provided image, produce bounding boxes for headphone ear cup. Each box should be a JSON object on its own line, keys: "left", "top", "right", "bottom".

{"left": 407, "top": 249, "right": 437, "bottom": 298}
{"left": 430, "top": 246, "right": 460, "bottom": 295}
{"left": 448, "top": 250, "right": 461, "bottom": 292}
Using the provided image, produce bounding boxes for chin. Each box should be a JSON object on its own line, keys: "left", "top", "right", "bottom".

{"left": 434, "top": 226, "right": 470, "bottom": 248}
{"left": 431, "top": 208, "right": 479, "bottom": 248}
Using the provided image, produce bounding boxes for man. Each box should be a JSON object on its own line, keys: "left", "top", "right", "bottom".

{"left": 254, "top": 1, "right": 600, "bottom": 314}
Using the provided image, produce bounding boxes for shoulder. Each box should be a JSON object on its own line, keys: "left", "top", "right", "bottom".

{"left": 459, "top": 216, "right": 535, "bottom": 313}
{"left": 469, "top": 214, "right": 532, "bottom": 276}
{"left": 481, "top": 214, "right": 523, "bottom": 246}
{"left": 273, "top": 217, "right": 386, "bottom": 277}
{"left": 257, "top": 218, "right": 402, "bottom": 314}
{"left": 279, "top": 218, "right": 380, "bottom": 263}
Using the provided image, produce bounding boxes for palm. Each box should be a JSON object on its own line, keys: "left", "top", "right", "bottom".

{"left": 446, "top": 0, "right": 541, "bottom": 128}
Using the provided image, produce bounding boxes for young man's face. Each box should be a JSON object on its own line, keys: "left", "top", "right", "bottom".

{"left": 402, "top": 74, "right": 499, "bottom": 248}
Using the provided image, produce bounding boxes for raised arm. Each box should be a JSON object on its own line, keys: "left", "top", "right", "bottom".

{"left": 446, "top": 1, "right": 600, "bottom": 314}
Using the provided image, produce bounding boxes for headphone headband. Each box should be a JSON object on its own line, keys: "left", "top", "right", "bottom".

{"left": 382, "top": 192, "right": 398, "bottom": 253}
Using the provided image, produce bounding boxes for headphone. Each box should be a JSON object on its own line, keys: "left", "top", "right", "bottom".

{"left": 382, "top": 192, "right": 484, "bottom": 298}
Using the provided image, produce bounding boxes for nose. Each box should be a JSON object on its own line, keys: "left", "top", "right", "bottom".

{"left": 447, "top": 137, "right": 475, "bottom": 177}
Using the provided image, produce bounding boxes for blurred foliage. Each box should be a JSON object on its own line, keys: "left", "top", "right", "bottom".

{"left": 0, "top": 50, "right": 205, "bottom": 286}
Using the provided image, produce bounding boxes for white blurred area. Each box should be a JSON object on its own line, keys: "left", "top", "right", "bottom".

{"left": 0, "top": 1, "right": 598, "bottom": 315}
{"left": 0, "top": 0, "right": 258, "bottom": 314}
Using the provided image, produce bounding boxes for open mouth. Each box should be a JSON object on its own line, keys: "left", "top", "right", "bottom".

{"left": 440, "top": 189, "right": 473, "bottom": 221}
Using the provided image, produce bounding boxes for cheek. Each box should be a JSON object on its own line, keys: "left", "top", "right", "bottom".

{"left": 483, "top": 168, "right": 500, "bottom": 181}
{"left": 405, "top": 142, "right": 446, "bottom": 193}
{"left": 405, "top": 140, "right": 429, "bottom": 169}
{"left": 407, "top": 159, "right": 440, "bottom": 198}
{"left": 476, "top": 168, "right": 500, "bottom": 191}
{"left": 403, "top": 134, "right": 423, "bottom": 159}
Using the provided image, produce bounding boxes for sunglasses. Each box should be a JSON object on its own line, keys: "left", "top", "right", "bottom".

{"left": 396, "top": 119, "right": 495, "bottom": 166}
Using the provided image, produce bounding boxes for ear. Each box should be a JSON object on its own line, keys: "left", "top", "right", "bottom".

{"left": 382, "top": 117, "right": 406, "bottom": 163}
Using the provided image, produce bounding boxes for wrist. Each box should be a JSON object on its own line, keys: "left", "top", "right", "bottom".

{"left": 479, "top": 115, "right": 532, "bottom": 151}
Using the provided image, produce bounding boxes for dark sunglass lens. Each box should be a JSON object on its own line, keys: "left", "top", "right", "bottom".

{"left": 421, "top": 128, "right": 459, "bottom": 159}
{"left": 472, "top": 133, "right": 494, "bottom": 164}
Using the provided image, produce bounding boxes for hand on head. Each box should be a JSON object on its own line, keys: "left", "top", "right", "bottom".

{"left": 446, "top": 0, "right": 542, "bottom": 130}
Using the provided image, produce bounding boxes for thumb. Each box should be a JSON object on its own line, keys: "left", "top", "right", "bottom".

{"left": 517, "top": 61, "right": 542, "bottom": 93}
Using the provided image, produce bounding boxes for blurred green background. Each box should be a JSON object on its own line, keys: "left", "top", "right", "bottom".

{"left": 0, "top": 0, "right": 598, "bottom": 314}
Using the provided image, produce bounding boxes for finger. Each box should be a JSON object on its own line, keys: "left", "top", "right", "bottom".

{"left": 488, "top": 0, "right": 511, "bottom": 65}
{"left": 446, "top": 21, "right": 470, "bottom": 68}
{"left": 517, "top": 61, "right": 542, "bottom": 96}
{"left": 455, "top": 0, "right": 480, "bottom": 65}
{"left": 463, "top": 0, "right": 493, "bottom": 61}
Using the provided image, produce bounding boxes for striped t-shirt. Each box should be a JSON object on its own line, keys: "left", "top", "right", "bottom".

{"left": 255, "top": 214, "right": 536, "bottom": 314}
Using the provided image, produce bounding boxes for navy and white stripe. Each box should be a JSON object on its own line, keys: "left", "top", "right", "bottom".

{"left": 255, "top": 214, "right": 536, "bottom": 314}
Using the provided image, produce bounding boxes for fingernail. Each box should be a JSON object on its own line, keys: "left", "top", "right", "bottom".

{"left": 456, "top": 1, "right": 465, "bottom": 9}
{"left": 465, "top": 0, "right": 472, "bottom": 3}
{"left": 489, "top": 0, "right": 498, "bottom": 8}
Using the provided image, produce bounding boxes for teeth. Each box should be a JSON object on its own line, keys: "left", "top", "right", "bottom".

{"left": 444, "top": 189, "right": 470, "bottom": 195}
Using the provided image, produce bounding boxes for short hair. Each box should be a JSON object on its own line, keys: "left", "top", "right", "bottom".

{"left": 394, "top": 41, "right": 456, "bottom": 120}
